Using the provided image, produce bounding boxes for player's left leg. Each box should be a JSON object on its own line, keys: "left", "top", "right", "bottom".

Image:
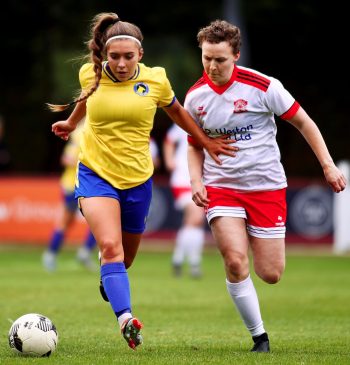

{"left": 98, "top": 230, "right": 142, "bottom": 308}
{"left": 243, "top": 188, "right": 286, "bottom": 352}
{"left": 248, "top": 236, "right": 285, "bottom": 352}
{"left": 250, "top": 237, "right": 285, "bottom": 285}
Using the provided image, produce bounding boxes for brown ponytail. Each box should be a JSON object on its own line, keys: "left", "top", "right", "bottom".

{"left": 47, "top": 12, "right": 119, "bottom": 112}
{"left": 47, "top": 12, "right": 143, "bottom": 112}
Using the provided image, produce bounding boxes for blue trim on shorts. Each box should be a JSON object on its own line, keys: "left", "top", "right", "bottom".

{"left": 75, "top": 162, "right": 153, "bottom": 233}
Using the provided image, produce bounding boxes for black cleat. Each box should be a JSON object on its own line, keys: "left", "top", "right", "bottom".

{"left": 251, "top": 332, "right": 270, "bottom": 353}
{"left": 99, "top": 279, "right": 109, "bottom": 302}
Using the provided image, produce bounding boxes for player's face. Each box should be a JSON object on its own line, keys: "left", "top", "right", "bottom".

{"left": 201, "top": 41, "right": 239, "bottom": 86}
{"left": 107, "top": 39, "right": 144, "bottom": 81}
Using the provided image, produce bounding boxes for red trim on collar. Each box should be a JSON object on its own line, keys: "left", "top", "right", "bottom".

{"left": 202, "top": 66, "right": 239, "bottom": 95}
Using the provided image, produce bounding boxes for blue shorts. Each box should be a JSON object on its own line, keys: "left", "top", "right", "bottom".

{"left": 62, "top": 189, "right": 78, "bottom": 213}
{"left": 75, "top": 162, "right": 152, "bottom": 234}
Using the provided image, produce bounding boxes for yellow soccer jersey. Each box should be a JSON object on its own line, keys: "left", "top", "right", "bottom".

{"left": 78, "top": 62, "right": 175, "bottom": 189}
{"left": 60, "top": 122, "right": 84, "bottom": 191}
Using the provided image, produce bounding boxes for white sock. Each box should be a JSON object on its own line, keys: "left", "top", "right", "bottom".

{"left": 186, "top": 227, "right": 205, "bottom": 266}
{"left": 226, "top": 275, "right": 265, "bottom": 337}
{"left": 172, "top": 228, "right": 188, "bottom": 265}
{"left": 117, "top": 312, "right": 133, "bottom": 329}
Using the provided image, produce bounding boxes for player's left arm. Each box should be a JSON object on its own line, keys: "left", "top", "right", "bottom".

{"left": 287, "top": 107, "right": 346, "bottom": 193}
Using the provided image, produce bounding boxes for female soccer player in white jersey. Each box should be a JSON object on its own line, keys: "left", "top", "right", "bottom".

{"left": 164, "top": 123, "right": 206, "bottom": 278}
{"left": 47, "top": 13, "right": 237, "bottom": 350}
{"left": 186, "top": 20, "right": 346, "bottom": 353}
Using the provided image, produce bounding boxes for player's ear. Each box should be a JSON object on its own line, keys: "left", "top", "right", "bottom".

{"left": 138, "top": 48, "right": 144, "bottom": 61}
{"left": 233, "top": 51, "right": 240, "bottom": 62}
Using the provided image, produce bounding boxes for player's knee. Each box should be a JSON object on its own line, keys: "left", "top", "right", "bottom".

{"left": 225, "top": 253, "right": 248, "bottom": 278}
{"left": 263, "top": 272, "right": 281, "bottom": 284}
{"left": 258, "top": 265, "right": 284, "bottom": 284}
{"left": 100, "top": 238, "right": 123, "bottom": 261}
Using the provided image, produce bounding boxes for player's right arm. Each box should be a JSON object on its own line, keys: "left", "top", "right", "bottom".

{"left": 188, "top": 144, "right": 209, "bottom": 207}
{"left": 51, "top": 97, "right": 86, "bottom": 141}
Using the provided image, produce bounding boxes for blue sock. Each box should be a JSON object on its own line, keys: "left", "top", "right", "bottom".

{"left": 101, "top": 262, "right": 131, "bottom": 318}
{"left": 48, "top": 230, "right": 64, "bottom": 253}
{"left": 84, "top": 231, "right": 96, "bottom": 250}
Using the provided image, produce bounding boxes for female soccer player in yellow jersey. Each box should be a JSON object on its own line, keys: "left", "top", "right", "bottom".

{"left": 48, "top": 12, "right": 237, "bottom": 350}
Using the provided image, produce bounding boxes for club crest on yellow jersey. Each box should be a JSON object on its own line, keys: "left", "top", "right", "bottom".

{"left": 134, "top": 82, "right": 149, "bottom": 96}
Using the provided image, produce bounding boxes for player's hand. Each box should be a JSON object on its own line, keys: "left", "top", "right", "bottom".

{"left": 51, "top": 120, "right": 76, "bottom": 141}
{"left": 191, "top": 180, "right": 209, "bottom": 207}
{"left": 323, "top": 164, "right": 347, "bottom": 193}
{"left": 204, "top": 134, "right": 238, "bottom": 165}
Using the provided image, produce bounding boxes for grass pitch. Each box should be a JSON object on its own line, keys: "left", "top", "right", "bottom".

{"left": 0, "top": 243, "right": 349, "bottom": 364}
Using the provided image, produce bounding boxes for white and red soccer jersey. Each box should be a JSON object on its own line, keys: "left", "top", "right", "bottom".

{"left": 165, "top": 123, "right": 191, "bottom": 188}
{"left": 185, "top": 65, "right": 300, "bottom": 192}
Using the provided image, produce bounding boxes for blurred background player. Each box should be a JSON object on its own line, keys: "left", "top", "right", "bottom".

{"left": 163, "top": 123, "right": 206, "bottom": 278}
{"left": 42, "top": 119, "right": 97, "bottom": 271}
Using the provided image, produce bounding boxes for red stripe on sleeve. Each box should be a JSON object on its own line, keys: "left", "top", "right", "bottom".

{"left": 279, "top": 101, "right": 300, "bottom": 120}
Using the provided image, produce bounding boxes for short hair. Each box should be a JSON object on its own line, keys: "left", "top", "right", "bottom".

{"left": 197, "top": 20, "right": 241, "bottom": 55}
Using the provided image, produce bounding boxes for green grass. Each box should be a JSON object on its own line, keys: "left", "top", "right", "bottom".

{"left": 0, "top": 244, "right": 350, "bottom": 364}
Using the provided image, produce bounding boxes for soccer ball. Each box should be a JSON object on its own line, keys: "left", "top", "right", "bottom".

{"left": 8, "top": 313, "right": 58, "bottom": 357}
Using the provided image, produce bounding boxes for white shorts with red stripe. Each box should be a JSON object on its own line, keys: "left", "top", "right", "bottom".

{"left": 171, "top": 187, "right": 192, "bottom": 210}
{"left": 205, "top": 186, "right": 287, "bottom": 239}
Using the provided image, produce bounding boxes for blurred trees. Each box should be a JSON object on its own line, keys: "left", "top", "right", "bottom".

{"left": 0, "top": 0, "right": 348, "bottom": 176}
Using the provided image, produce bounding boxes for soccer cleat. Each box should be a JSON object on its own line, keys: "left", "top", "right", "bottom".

{"left": 121, "top": 318, "right": 143, "bottom": 350}
{"left": 99, "top": 279, "right": 109, "bottom": 302}
{"left": 251, "top": 332, "right": 270, "bottom": 353}
{"left": 42, "top": 251, "right": 57, "bottom": 272}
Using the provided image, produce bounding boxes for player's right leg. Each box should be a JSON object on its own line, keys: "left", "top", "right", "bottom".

{"left": 211, "top": 216, "right": 269, "bottom": 352}
{"left": 76, "top": 164, "right": 152, "bottom": 349}
{"left": 80, "top": 196, "right": 142, "bottom": 349}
